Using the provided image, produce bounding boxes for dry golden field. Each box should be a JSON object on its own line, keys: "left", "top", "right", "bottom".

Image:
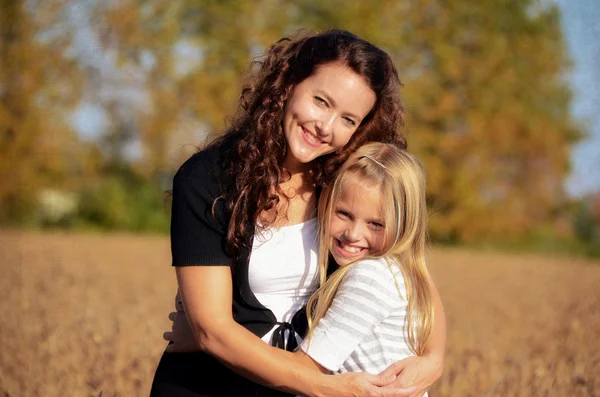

{"left": 0, "top": 230, "right": 598, "bottom": 397}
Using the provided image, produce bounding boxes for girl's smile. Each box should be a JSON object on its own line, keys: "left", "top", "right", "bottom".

{"left": 328, "top": 177, "right": 386, "bottom": 267}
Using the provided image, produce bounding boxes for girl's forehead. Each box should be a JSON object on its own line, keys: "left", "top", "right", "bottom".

{"left": 338, "top": 176, "right": 383, "bottom": 203}
{"left": 339, "top": 172, "right": 378, "bottom": 191}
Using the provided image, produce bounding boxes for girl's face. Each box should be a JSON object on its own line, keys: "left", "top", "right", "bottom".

{"left": 328, "top": 177, "right": 387, "bottom": 267}
{"left": 282, "top": 62, "right": 377, "bottom": 171}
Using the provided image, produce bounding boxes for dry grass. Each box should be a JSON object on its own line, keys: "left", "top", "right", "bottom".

{"left": 0, "top": 230, "right": 598, "bottom": 396}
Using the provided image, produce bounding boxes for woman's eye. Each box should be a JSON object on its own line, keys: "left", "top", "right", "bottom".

{"left": 314, "top": 96, "right": 327, "bottom": 105}
{"left": 343, "top": 117, "right": 356, "bottom": 126}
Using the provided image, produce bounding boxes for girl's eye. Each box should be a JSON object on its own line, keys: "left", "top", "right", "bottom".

{"left": 343, "top": 117, "right": 356, "bottom": 126}
{"left": 336, "top": 210, "right": 350, "bottom": 219}
{"left": 369, "top": 222, "right": 385, "bottom": 231}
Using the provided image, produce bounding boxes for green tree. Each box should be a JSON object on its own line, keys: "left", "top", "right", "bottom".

{"left": 82, "top": 0, "right": 581, "bottom": 241}
{"left": 294, "top": 0, "right": 582, "bottom": 242}
{"left": 0, "top": 2, "right": 62, "bottom": 223}
{"left": 0, "top": 1, "right": 91, "bottom": 225}
{"left": 99, "top": 0, "right": 293, "bottom": 179}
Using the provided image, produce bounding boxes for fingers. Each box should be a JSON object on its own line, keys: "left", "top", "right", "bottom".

{"left": 379, "top": 359, "right": 406, "bottom": 377}
{"left": 367, "top": 373, "right": 396, "bottom": 387}
{"left": 394, "top": 371, "right": 418, "bottom": 388}
{"left": 163, "top": 331, "right": 174, "bottom": 342}
{"left": 379, "top": 386, "right": 417, "bottom": 397}
{"left": 165, "top": 340, "right": 177, "bottom": 353}
{"left": 174, "top": 288, "right": 184, "bottom": 311}
{"left": 168, "top": 311, "right": 178, "bottom": 322}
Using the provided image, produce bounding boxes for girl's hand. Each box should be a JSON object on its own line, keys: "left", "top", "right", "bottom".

{"left": 379, "top": 355, "right": 444, "bottom": 397}
{"left": 332, "top": 372, "right": 417, "bottom": 397}
{"left": 163, "top": 289, "right": 201, "bottom": 352}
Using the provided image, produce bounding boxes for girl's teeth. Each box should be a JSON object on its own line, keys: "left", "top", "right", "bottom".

{"left": 341, "top": 242, "right": 361, "bottom": 253}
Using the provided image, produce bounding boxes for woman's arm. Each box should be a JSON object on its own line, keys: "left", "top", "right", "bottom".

{"left": 164, "top": 159, "right": 417, "bottom": 395}
{"left": 423, "top": 279, "right": 446, "bottom": 367}
{"left": 176, "top": 265, "right": 415, "bottom": 397}
{"left": 381, "top": 277, "right": 446, "bottom": 394}
{"left": 292, "top": 349, "right": 329, "bottom": 373}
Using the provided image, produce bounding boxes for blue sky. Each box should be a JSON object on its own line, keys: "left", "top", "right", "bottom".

{"left": 559, "top": 0, "right": 600, "bottom": 196}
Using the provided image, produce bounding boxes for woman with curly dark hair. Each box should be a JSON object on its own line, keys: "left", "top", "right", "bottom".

{"left": 150, "top": 30, "right": 445, "bottom": 397}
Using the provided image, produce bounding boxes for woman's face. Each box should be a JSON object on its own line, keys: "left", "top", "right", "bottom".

{"left": 282, "top": 62, "right": 377, "bottom": 171}
{"left": 328, "top": 178, "right": 387, "bottom": 267}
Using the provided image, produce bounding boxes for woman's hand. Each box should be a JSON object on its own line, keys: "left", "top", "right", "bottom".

{"left": 331, "top": 372, "right": 417, "bottom": 397}
{"left": 163, "top": 289, "right": 201, "bottom": 352}
{"left": 379, "top": 354, "right": 444, "bottom": 397}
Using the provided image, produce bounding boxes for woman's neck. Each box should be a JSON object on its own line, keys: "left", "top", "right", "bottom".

{"left": 259, "top": 167, "right": 317, "bottom": 228}
{"left": 281, "top": 152, "right": 312, "bottom": 176}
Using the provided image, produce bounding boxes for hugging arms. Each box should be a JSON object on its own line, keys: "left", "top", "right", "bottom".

{"left": 150, "top": 29, "right": 445, "bottom": 397}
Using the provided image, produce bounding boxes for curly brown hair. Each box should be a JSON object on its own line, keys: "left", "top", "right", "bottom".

{"left": 207, "top": 29, "right": 406, "bottom": 263}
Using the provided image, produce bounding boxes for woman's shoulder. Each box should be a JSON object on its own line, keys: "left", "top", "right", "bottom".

{"left": 175, "top": 144, "right": 223, "bottom": 179}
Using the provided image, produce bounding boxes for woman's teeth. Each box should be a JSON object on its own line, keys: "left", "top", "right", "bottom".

{"left": 303, "top": 128, "right": 322, "bottom": 144}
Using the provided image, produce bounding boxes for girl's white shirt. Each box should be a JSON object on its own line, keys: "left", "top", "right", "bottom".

{"left": 248, "top": 217, "right": 320, "bottom": 344}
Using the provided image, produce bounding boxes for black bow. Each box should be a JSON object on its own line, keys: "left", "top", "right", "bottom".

{"left": 270, "top": 321, "right": 298, "bottom": 351}
{"left": 269, "top": 305, "right": 309, "bottom": 351}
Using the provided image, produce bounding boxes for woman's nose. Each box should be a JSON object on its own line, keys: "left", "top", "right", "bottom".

{"left": 315, "top": 113, "right": 335, "bottom": 137}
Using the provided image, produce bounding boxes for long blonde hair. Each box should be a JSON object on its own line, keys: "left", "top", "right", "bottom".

{"left": 306, "top": 142, "right": 434, "bottom": 355}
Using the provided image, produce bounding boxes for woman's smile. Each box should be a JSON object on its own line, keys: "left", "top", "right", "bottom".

{"left": 301, "top": 126, "right": 326, "bottom": 147}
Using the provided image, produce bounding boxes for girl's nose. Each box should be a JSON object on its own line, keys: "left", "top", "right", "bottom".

{"left": 343, "top": 223, "right": 361, "bottom": 242}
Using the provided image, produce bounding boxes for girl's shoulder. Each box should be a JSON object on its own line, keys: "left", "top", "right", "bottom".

{"left": 349, "top": 257, "right": 403, "bottom": 278}
{"left": 342, "top": 257, "right": 406, "bottom": 300}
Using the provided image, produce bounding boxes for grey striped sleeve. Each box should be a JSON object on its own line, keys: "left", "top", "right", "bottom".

{"left": 301, "top": 258, "right": 404, "bottom": 371}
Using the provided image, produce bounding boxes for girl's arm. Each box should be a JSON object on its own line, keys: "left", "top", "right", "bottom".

{"left": 163, "top": 288, "right": 199, "bottom": 352}
{"left": 176, "top": 265, "right": 416, "bottom": 397}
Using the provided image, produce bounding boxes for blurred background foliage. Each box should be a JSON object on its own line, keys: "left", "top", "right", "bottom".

{"left": 1, "top": 0, "right": 598, "bottom": 255}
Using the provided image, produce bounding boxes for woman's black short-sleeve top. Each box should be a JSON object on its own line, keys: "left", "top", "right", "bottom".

{"left": 151, "top": 145, "right": 307, "bottom": 396}
{"left": 169, "top": 145, "right": 278, "bottom": 338}
{"left": 170, "top": 146, "right": 230, "bottom": 267}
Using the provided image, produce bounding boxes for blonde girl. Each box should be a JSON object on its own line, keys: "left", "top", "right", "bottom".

{"left": 296, "top": 142, "right": 436, "bottom": 392}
